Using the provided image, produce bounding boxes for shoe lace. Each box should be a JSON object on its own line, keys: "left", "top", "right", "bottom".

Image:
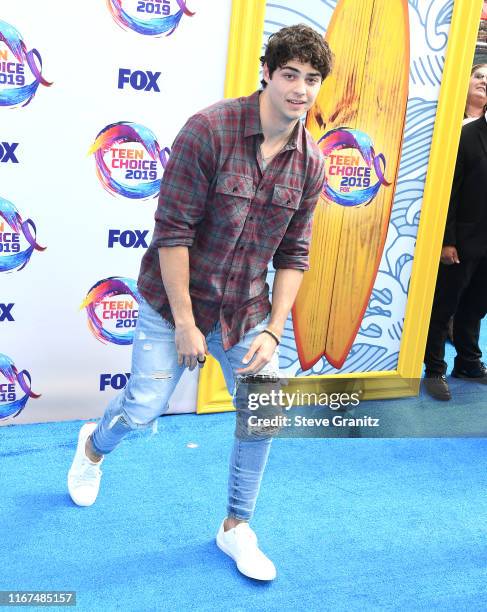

{"left": 74, "top": 459, "right": 101, "bottom": 485}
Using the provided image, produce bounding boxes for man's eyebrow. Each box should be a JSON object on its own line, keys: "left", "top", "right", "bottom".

{"left": 280, "top": 65, "right": 321, "bottom": 77}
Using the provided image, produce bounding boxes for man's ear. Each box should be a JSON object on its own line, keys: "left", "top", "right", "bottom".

{"left": 262, "top": 62, "right": 271, "bottom": 84}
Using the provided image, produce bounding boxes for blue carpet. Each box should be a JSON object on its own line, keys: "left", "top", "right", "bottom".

{"left": 1, "top": 416, "right": 486, "bottom": 611}
{"left": 1, "top": 334, "right": 487, "bottom": 611}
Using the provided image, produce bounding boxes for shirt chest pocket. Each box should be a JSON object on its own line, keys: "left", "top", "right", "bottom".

{"left": 214, "top": 172, "right": 255, "bottom": 228}
{"left": 262, "top": 184, "right": 302, "bottom": 237}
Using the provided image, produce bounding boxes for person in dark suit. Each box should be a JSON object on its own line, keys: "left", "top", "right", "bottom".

{"left": 446, "top": 65, "right": 487, "bottom": 344}
{"left": 424, "top": 112, "right": 487, "bottom": 400}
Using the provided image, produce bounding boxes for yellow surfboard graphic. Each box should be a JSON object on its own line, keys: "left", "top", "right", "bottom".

{"left": 292, "top": 0, "right": 409, "bottom": 370}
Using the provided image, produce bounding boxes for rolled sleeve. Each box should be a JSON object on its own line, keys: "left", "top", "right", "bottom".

{"left": 151, "top": 113, "right": 217, "bottom": 249}
{"left": 272, "top": 159, "right": 325, "bottom": 270}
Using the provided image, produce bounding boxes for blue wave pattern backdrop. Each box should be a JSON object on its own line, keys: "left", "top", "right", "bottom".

{"left": 263, "top": 0, "right": 452, "bottom": 375}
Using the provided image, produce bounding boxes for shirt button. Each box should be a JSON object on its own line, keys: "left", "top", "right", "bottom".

{"left": 249, "top": 215, "right": 254, "bottom": 220}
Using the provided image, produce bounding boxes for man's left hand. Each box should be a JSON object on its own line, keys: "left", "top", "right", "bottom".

{"left": 236, "top": 332, "right": 278, "bottom": 375}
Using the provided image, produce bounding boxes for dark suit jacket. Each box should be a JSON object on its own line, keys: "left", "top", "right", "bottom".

{"left": 444, "top": 116, "right": 487, "bottom": 259}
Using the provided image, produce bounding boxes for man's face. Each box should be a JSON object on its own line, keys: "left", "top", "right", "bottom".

{"left": 262, "top": 59, "right": 322, "bottom": 122}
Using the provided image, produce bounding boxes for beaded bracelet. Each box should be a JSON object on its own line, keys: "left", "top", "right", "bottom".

{"left": 263, "top": 328, "right": 280, "bottom": 346}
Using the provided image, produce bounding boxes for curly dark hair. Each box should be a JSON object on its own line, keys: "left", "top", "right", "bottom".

{"left": 260, "top": 24, "right": 333, "bottom": 88}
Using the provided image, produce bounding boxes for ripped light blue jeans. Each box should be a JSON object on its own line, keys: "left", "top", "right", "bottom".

{"left": 91, "top": 297, "right": 280, "bottom": 521}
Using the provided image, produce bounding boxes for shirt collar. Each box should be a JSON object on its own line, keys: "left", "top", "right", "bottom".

{"left": 244, "top": 90, "right": 303, "bottom": 153}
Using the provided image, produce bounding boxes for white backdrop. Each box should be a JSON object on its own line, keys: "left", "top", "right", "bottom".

{"left": 1, "top": 0, "right": 457, "bottom": 424}
{"left": 0, "top": 0, "right": 232, "bottom": 424}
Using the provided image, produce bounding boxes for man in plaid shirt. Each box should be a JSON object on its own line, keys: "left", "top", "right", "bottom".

{"left": 68, "top": 24, "right": 333, "bottom": 581}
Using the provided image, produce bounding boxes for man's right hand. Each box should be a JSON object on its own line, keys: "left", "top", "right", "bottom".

{"left": 440, "top": 246, "right": 460, "bottom": 265}
{"left": 175, "top": 323, "right": 208, "bottom": 370}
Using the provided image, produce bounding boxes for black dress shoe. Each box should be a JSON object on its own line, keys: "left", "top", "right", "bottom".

{"left": 423, "top": 374, "right": 451, "bottom": 401}
{"left": 451, "top": 362, "right": 487, "bottom": 384}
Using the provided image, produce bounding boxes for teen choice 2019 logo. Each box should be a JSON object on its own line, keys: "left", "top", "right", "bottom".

{"left": 318, "top": 128, "right": 391, "bottom": 207}
{"left": 0, "top": 19, "right": 52, "bottom": 108}
{"left": 81, "top": 277, "right": 141, "bottom": 345}
{"left": 0, "top": 196, "right": 46, "bottom": 273}
{"left": 106, "top": 0, "right": 194, "bottom": 36}
{"left": 0, "top": 353, "right": 40, "bottom": 420}
{"left": 89, "top": 122, "right": 170, "bottom": 200}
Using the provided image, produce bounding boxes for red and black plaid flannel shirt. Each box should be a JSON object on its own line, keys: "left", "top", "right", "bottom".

{"left": 138, "top": 90, "right": 325, "bottom": 349}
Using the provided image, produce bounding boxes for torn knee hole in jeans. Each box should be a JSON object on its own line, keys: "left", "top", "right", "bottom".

{"left": 247, "top": 425, "right": 280, "bottom": 438}
{"left": 151, "top": 371, "right": 172, "bottom": 380}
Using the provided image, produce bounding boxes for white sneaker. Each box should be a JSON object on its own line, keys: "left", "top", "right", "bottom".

{"left": 216, "top": 520, "right": 276, "bottom": 580}
{"left": 67, "top": 422, "right": 103, "bottom": 507}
